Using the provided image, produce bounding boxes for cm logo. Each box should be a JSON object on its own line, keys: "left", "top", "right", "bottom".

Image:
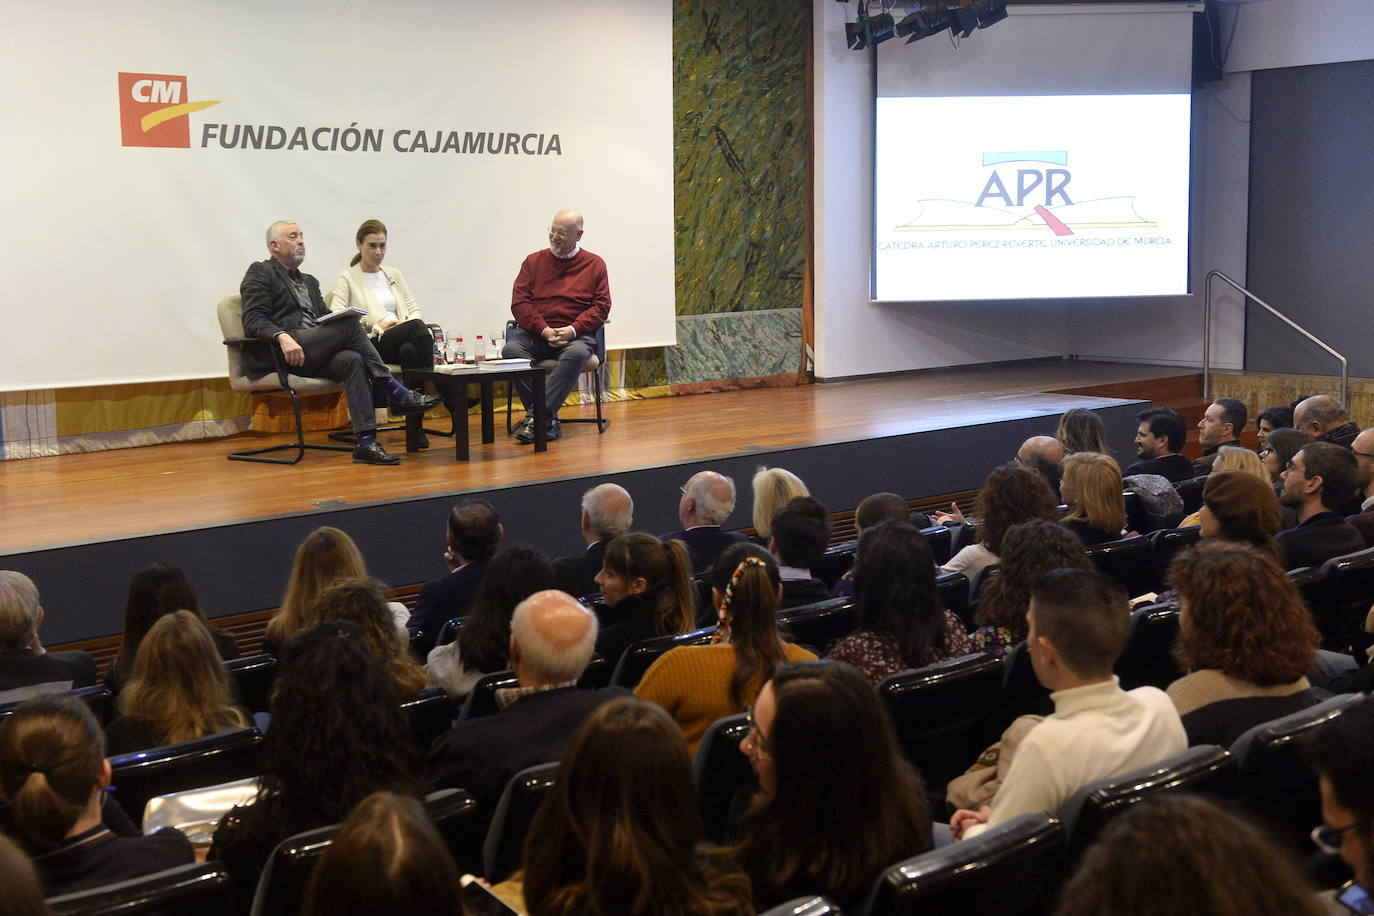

{"left": 118, "top": 72, "right": 219, "bottom": 148}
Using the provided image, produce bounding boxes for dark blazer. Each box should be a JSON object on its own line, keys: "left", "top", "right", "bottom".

{"left": 1125, "top": 453, "right": 1195, "bottom": 483}
{"left": 409, "top": 560, "right": 489, "bottom": 656}
{"left": 779, "top": 577, "right": 833, "bottom": 610}
{"left": 1348, "top": 507, "right": 1374, "bottom": 549}
{"left": 1277, "top": 512, "right": 1367, "bottom": 571}
{"left": 239, "top": 259, "right": 327, "bottom": 373}
{"left": 424, "top": 685, "right": 632, "bottom": 830}
{"left": 0, "top": 648, "right": 97, "bottom": 702}
{"left": 659, "top": 526, "right": 748, "bottom": 573}
{"left": 552, "top": 540, "right": 609, "bottom": 600}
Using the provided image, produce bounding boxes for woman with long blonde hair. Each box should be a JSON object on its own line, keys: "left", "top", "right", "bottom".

{"left": 1059, "top": 452, "right": 1127, "bottom": 545}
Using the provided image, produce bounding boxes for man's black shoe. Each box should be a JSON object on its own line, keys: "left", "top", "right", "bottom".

{"left": 391, "top": 390, "right": 443, "bottom": 416}
{"left": 515, "top": 417, "right": 560, "bottom": 444}
{"left": 546, "top": 418, "right": 562, "bottom": 441}
{"left": 512, "top": 417, "right": 534, "bottom": 441}
{"left": 353, "top": 441, "right": 401, "bottom": 465}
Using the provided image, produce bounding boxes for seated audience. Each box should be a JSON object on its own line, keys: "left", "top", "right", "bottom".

{"left": 832, "top": 491, "right": 912, "bottom": 597}
{"left": 426, "top": 591, "right": 629, "bottom": 827}
{"left": 1346, "top": 426, "right": 1374, "bottom": 548}
{"left": 426, "top": 545, "right": 557, "bottom": 697}
{"left": 827, "top": 522, "right": 974, "bottom": 683}
{"left": 1303, "top": 697, "right": 1374, "bottom": 905}
{"left": 0, "top": 696, "right": 193, "bottom": 896}
{"left": 951, "top": 569, "right": 1186, "bottom": 840}
{"left": 310, "top": 579, "right": 432, "bottom": 697}
{"left": 551, "top": 483, "right": 632, "bottom": 599}
{"left": 521, "top": 697, "right": 753, "bottom": 916}
{"left": 1256, "top": 404, "right": 1295, "bottom": 451}
{"left": 1125, "top": 407, "right": 1194, "bottom": 483}
{"left": 750, "top": 466, "right": 810, "bottom": 544}
{"left": 593, "top": 533, "right": 696, "bottom": 667}
{"left": 104, "top": 610, "right": 249, "bottom": 755}
{"left": 301, "top": 791, "right": 469, "bottom": 916}
{"left": 969, "top": 520, "right": 1090, "bottom": 659}
{"left": 0, "top": 571, "right": 96, "bottom": 702}
{"left": 1294, "top": 394, "right": 1361, "bottom": 449}
{"left": 1059, "top": 452, "right": 1128, "bottom": 546}
{"left": 1166, "top": 542, "right": 1325, "bottom": 747}
{"left": 636, "top": 543, "right": 815, "bottom": 755}
{"left": 410, "top": 499, "right": 503, "bottom": 656}
{"left": 939, "top": 463, "right": 1061, "bottom": 578}
{"left": 768, "top": 496, "right": 833, "bottom": 609}
{"left": 103, "top": 561, "right": 238, "bottom": 696}
{"left": 1054, "top": 794, "right": 1327, "bottom": 916}
{"left": 0, "top": 833, "right": 51, "bottom": 916}
{"left": 210, "top": 621, "right": 424, "bottom": 912}
{"left": 660, "top": 470, "right": 748, "bottom": 573}
{"left": 1278, "top": 441, "right": 1366, "bottom": 570}
{"left": 732, "top": 660, "right": 931, "bottom": 911}
{"left": 1017, "top": 435, "right": 1066, "bottom": 497}
{"left": 1057, "top": 407, "right": 1110, "bottom": 457}
{"left": 1263, "top": 427, "right": 1307, "bottom": 484}
{"left": 1193, "top": 396, "right": 1247, "bottom": 476}
{"left": 1195, "top": 470, "right": 1284, "bottom": 561}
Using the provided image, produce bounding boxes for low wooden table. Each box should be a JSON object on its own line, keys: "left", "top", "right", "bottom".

{"left": 402, "top": 363, "right": 547, "bottom": 460}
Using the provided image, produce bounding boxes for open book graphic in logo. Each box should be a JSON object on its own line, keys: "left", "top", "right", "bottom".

{"left": 894, "top": 151, "right": 1156, "bottom": 237}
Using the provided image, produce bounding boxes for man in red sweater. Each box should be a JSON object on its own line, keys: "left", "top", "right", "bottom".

{"left": 503, "top": 209, "right": 612, "bottom": 442}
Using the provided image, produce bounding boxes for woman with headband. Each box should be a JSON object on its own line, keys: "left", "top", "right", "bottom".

{"left": 635, "top": 542, "right": 815, "bottom": 756}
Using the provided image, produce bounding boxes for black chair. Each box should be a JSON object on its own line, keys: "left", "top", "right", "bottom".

{"left": 1122, "top": 488, "right": 1150, "bottom": 535}
{"left": 1174, "top": 475, "right": 1208, "bottom": 515}
{"left": 1057, "top": 744, "right": 1238, "bottom": 861}
{"left": 993, "top": 641, "right": 1053, "bottom": 736}
{"left": 433, "top": 616, "right": 464, "bottom": 649}
{"left": 1146, "top": 525, "right": 1201, "bottom": 587}
{"left": 504, "top": 320, "right": 609, "bottom": 433}
{"left": 878, "top": 653, "right": 1004, "bottom": 799}
{"left": 1230, "top": 692, "right": 1364, "bottom": 855}
{"left": 1085, "top": 535, "right": 1155, "bottom": 597}
{"left": 407, "top": 628, "right": 429, "bottom": 662}
{"left": 934, "top": 571, "right": 971, "bottom": 629}
{"left": 1314, "top": 547, "right": 1374, "bottom": 652}
{"left": 609, "top": 627, "right": 716, "bottom": 688}
{"left": 867, "top": 813, "right": 1067, "bottom": 916}
{"left": 0, "top": 684, "right": 114, "bottom": 724}
{"left": 758, "top": 897, "right": 843, "bottom": 916}
{"left": 108, "top": 727, "right": 264, "bottom": 826}
{"left": 1290, "top": 565, "right": 1329, "bottom": 631}
{"left": 225, "top": 654, "right": 277, "bottom": 714}
{"left": 693, "top": 712, "right": 754, "bottom": 843}
{"left": 577, "top": 655, "right": 613, "bottom": 689}
{"left": 401, "top": 686, "right": 454, "bottom": 751}
{"left": 47, "top": 862, "right": 234, "bottom": 916}
{"left": 457, "top": 670, "right": 521, "bottom": 722}
{"left": 920, "top": 525, "right": 953, "bottom": 566}
{"left": 777, "top": 597, "right": 856, "bottom": 656}
{"left": 968, "top": 563, "right": 1000, "bottom": 605}
{"left": 815, "top": 540, "right": 857, "bottom": 590}
{"left": 1114, "top": 603, "right": 1183, "bottom": 691}
{"left": 483, "top": 761, "right": 559, "bottom": 882}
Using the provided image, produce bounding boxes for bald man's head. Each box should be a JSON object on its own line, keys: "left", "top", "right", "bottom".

{"left": 509, "top": 590, "right": 598, "bottom": 685}
{"left": 1294, "top": 395, "right": 1348, "bottom": 439}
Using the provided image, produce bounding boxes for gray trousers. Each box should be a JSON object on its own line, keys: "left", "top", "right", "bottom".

{"left": 294, "top": 320, "right": 392, "bottom": 436}
{"left": 501, "top": 326, "right": 597, "bottom": 418}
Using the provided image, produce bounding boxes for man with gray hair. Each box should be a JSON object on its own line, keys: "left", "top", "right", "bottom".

{"left": 660, "top": 470, "right": 747, "bottom": 573}
{"left": 424, "top": 590, "right": 630, "bottom": 825}
{"left": 1294, "top": 395, "right": 1361, "bottom": 450}
{"left": 240, "top": 219, "right": 441, "bottom": 465}
{"left": 552, "top": 483, "right": 634, "bottom": 598}
{"left": 0, "top": 571, "right": 97, "bottom": 702}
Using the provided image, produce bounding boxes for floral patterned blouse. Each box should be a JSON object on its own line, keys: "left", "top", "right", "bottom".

{"left": 825, "top": 611, "right": 976, "bottom": 684}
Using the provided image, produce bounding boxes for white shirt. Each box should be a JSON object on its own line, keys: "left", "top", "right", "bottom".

{"left": 939, "top": 543, "right": 998, "bottom": 579}
{"left": 363, "top": 269, "right": 399, "bottom": 317}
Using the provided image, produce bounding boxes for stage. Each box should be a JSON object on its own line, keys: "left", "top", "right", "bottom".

{"left": 0, "top": 359, "right": 1194, "bottom": 645}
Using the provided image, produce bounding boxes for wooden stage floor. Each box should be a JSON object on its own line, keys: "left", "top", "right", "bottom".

{"left": 0, "top": 360, "right": 1194, "bottom": 556}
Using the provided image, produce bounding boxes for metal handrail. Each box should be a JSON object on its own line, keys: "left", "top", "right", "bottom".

{"left": 1203, "top": 269, "right": 1348, "bottom": 405}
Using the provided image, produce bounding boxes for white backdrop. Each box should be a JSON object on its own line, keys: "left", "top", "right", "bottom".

{"left": 1, "top": 0, "right": 674, "bottom": 391}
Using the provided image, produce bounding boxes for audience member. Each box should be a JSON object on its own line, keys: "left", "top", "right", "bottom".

{"left": 1193, "top": 397, "right": 1247, "bottom": 476}
{"left": 593, "top": 533, "right": 696, "bottom": 666}
{"left": 0, "top": 696, "right": 193, "bottom": 896}
{"left": 551, "top": 483, "right": 632, "bottom": 599}
{"left": 1262, "top": 427, "right": 1308, "bottom": 484}
{"left": 1304, "top": 697, "right": 1374, "bottom": 904}
{"left": 1294, "top": 395, "right": 1361, "bottom": 449}
{"left": 1195, "top": 470, "right": 1284, "bottom": 561}
{"left": 951, "top": 569, "right": 1185, "bottom": 840}
{"left": 1277, "top": 441, "right": 1365, "bottom": 570}
{"left": 309, "top": 579, "right": 432, "bottom": 697}
{"left": 0, "top": 572, "right": 96, "bottom": 702}
{"left": 768, "top": 496, "right": 833, "bottom": 609}
{"left": 302, "top": 791, "right": 469, "bottom": 916}
{"left": 1346, "top": 426, "right": 1374, "bottom": 548}
{"left": 636, "top": 543, "right": 815, "bottom": 755}
{"left": 409, "top": 499, "right": 503, "bottom": 656}
{"left": 939, "top": 463, "right": 1060, "bottom": 578}
{"left": 832, "top": 491, "right": 912, "bottom": 597}
{"left": 426, "top": 545, "right": 557, "bottom": 697}
{"left": 103, "top": 561, "right": 239, "bottom": 696}
{"left": 1166, "top": 542, "right": 1324, "bottom": 746}
{"left": 0, "top": 833, "right": 52, "bottom": 916}
{"left": 210, "top": 622, "right": 424, "bottom": 912}
{"left": 1125, "top": 407, "right": 1193, "bottom": 482}
{"left": 1059, "top": 452, "right": 1128, "bottom": 546}
{"left": 521, "top": 697, "right": 753, "bottom": 916}
{"left": 1057, "top": 407, "right": 1110, "bottom": 457}
{"left": 969, "top": 520, "right": 1091, "bottom": 659}
{"left": 732, "top": 660, "right": 931, "bottom": 911}
{"left": 1054, "top": 794, "right": 1327, "bottom": 916}
{"left": 1017, "top": 435, "right": 1065, "bottom": 496}
{"left": 1179, "top": 445, "right": 1272, "bottom": 527}
{"left": 426, "top": 591, "right": 629, "bottom": 826}
{"left": 104, "top": 610, "right": 249, "bottom": 755}
{"left": 750, "top": 466, "right": 809, "bottom": 543}
{"left": 660, "top": 471, "right": 748, "bottom": 573}
{"left": 1256, "top": 404, "right": 1295, "bottom": 451}
{"left": 827, "top": 522, "right": 974, "bottom": 683}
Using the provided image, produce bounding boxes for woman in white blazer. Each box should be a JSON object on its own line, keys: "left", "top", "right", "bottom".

{"left": 329, "top": 219, "right": 434, "bottom": 371}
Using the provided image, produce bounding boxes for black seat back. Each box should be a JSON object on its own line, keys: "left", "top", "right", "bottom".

{"left": 108, "top": 727, "right": 264, "bottom": 826}
{"left": 993, "top": 641, "right": 1053, "bottom": 736}
{"left": 1174, "top": 475, "right": 1208, "bottom": 515}
{"left": 934, "top": 571, "right": 971, "bottom": 629}
{"left": 815, "top": 540, "right": 857, "bottom": 589}
{"left": 434, "top": 616, "right": 464, "bottom": 649}
{"left": 47, "top": 862, "right": 235, "bottom": 916}
{"left": 1147, "top": 525, "right": 1201, "bottom": 585}
{"left": 867, "top": 813, "right": 1066, "bottom": 916}
{"left": 483, "top": 761, "right": 560, "bottom": 882}
{"left": 609, "top": 627, "right": 716, "bottom": 688}
{"left": 1085, "top": 535, "right": 1155, "bottom": 597}
{"left": 693, "top": 712, "right": 754, "bottom": 843}
{"left": 401, "top": 687, "right": 454, "bottom": 752}
{"left": 225, "top": 655, "right": 277, "bottom": 714}
{"left": 457, "top": 670, "right": 520, "bottom": 722}
{"left": 1316, "top": 547, "right": 1374, "bottom": 652}
{"left": 1114, "top": 604, "right": 1183, "bottom": 691}
{"left": 0, "top": 684, "right": 114, "bottom": 725}
{"left": 777, "top": 597, "right": 856, "bottom": 656}
{"left": 920, "top": 525, "right": 953, "bottom": 565}
{"left": 759, "top": 897, "right": 843, "bottom": 916}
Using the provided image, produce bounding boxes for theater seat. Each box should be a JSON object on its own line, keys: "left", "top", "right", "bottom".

{"left": 1314, "top": 547, "right": 1374, "bottom": 652}
{"left": 758, "top": 897, "right": 843, "bottom": 916}
{"left": 109, "top": 727, "right": 264, "bottom": 827}
{"left": 224, "top": 655, "right": 277, "bottom": 714}
{"left": 0, "top": 684, "right": 114, "bottom": 726}
{"left": 992, "top": 641, "right": 1053, "bottom": 736}
{"left": 609, "top": 626, "right": 717, "bottom": 688}
{"left": 866, "top": 813, "right": 1066, "bottom": 916}
{"left": 457, "top": 670, "right": 521, "bottom": 722}
{"left": 433, "top": 616, "right": 464, "bottom": 649}
{"left": 47, "top": 862, "right": 234, "bottom": 916}
{"left": 1114, "top": 603, "right": 1183, "bottom": 691}
{"left": 401, "top": 686, "right": 455, "bottom": 751}
{"left": 814, "top": 540, "right": 857, "bottom": 590}
{"left": 921, "top": 525, "right": 953, "bottom": 566}
{"left": 1085, "top": 535, "right": 1154, "bottom": 597}
{"left": 1146, "top": 525, "right": 1201, "bottom": 582}
{"left": 777, "top": 597, "right": 856, "bottom": 656}
{"left": 483, "top": 761, "right": 559, "bottom": 883}
{"left": 693, "top": 712, "right": 754, "bottom": 843}
{"left": 934, "top": 571, "right": 971, "bottom": 629}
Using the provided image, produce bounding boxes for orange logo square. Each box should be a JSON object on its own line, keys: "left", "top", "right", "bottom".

{"left": 118, "top": 73, "right": 191, "bottom": 148}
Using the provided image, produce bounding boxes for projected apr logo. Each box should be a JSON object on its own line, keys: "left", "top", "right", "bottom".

{"left": 117, "top": 73, "right": 219, "bottom": 148}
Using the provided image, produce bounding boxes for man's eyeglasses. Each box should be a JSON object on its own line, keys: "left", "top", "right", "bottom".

{"left": 1312, "top": 821, "right": 1364, "bottom": 855}
{"left": 1258, "top": 448, "right": 1272, "bottom": 458}
{"left": 744, "top": 706, "right": 769, "bottom": 755}
{"left": 548, "top": 226, "right": 577, "bottom": 239}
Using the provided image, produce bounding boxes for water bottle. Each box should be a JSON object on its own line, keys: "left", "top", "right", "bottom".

{"left": 489, "top": 331, "right": 502, "bottom": 360}
{"left": 454, "top": 336, "right": 466, "bottom": 363}
{"left": 432, "top": 328, "right": 445, "bottom": 365}
{"left": 474, "top": 334, "right": 486, "bottom": 362}
{"left": 444, "top": 335, "right": 457, "bottom": 365}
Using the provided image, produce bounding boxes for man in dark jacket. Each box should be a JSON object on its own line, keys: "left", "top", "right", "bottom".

{"left": 0, "top": 571, "right": 96, "bottom": 702}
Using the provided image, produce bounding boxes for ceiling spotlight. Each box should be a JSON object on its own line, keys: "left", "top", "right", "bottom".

{"left": 896, "top": 1, "right": 950, "bottom": 43}
{"left": 972, "top": 0, "right": 1008, "bottom": 28}
{"left": 948, "top": 3, "right": 978, "bottom": 39}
